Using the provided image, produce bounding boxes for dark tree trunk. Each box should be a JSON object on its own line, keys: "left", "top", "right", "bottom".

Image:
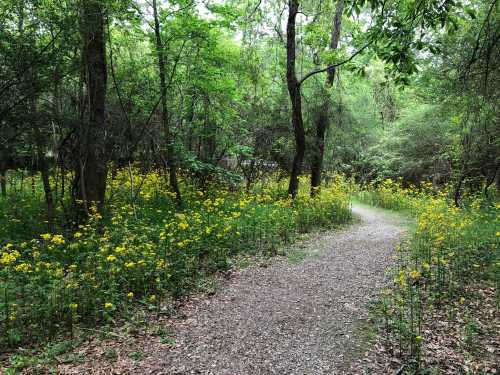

{"left": 0, "top": 170, "right": 6, "bottom": 198}
{"left": 310, "top": 0, "right": 344, "bottom": 196}
{"left": 76, "top": 0, "right": 108, "bottom": 212}
{"left": 35, "top": 138, "right": 55, "bottom": 233}
{"left": 454, "top": 174, "right": 464, "bottom": 207}
{"left": 186, "top": 99, "right": 195, "bottom": 152}
{"left": 202, "top": 96, "right": 217, "bottom": 163}
{"left": 310, "top": 102, "right": 329, "bottom": 195}
{"left": 152, "top": 0, "right": 182, "bottom": 206}
{"left": 327, "top": 0, "right": 344, "bottom": 85}
{"left": 31, "top": 103, "right": 55, "bottom": 232}
{"left": 286, "top": 0, "right": 306, "bottom": 199}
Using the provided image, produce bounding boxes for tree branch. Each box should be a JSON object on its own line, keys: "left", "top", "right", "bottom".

{"left": 298, "top": 41, "right": 372, "bottom": 86}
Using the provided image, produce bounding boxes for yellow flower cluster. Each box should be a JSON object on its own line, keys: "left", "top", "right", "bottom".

{"left": 0, "top": 169, "right": 353, "bottom": 346}
{"left": 375, "top": 179, "right": 499, "bottom": 353}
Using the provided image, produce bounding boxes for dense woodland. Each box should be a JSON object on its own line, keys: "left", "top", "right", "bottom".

{"left": 0, "top": 0, "right": 499, "bottom": 373}
{"left": 1, "top": 0, "right": 498, "bottom": 210}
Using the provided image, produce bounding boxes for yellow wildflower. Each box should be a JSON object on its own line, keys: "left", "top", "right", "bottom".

{"left": 14, "top": 263, "right": 31, "bottom": 273}
{"left": 409, "top": 270, "right": 421, "bottom": 280}
{"left": 0, "top": 250, "right": 20, "bottom": 265}
{"left": 114, "top": 246, "right": 126, "bottom": 254}
{"left": 41, "top": 233, "right": 51, "bottom": 240}
{"left": 51, "top": 235, "right": 65, "bottom": 245}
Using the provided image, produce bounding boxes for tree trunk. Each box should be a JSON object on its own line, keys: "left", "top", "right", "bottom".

{"left": 327, "top": 0, "right": 344, "bottom": 85}
{"left": 0, "top": 170, "right": 6, "bottom": 198}
{"left": 310, "top": 0, "right": 344, "bottom": 196}
{"left": 152, "top": 0, "right": 182, "bottom": 206}
{"left": 76, "top": 0, "right": 108, "bottom": 212}
{"left": 286, "top": 0, "right": 306, "bottom": 199}
{"left": 34, "top": 133, "right": 55, "bottom": 233}
{"left": 310, "top": 101, "right": 329, "bottom": 195}
{"left": 31, "top": 95, "right": 55, "bottom": 232}
{"left": 454, "top": 174, "right": 464, "bottom": 207}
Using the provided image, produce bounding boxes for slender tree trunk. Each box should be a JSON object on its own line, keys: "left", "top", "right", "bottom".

{"left": 152, "top": 0, "right": 182, "bottom": 206}
{"left": 286, "top": 0, "right": 306, "bottom": 199}
{"left": 201, "top": 96, "right": 217, "bottom": 163}
{"left": 34, "top": 129, "right": 55, "bottom": 233}
{"left": 19, "top": 0, "right": 55, "bottom": 229}
{"left": 310, "top": 0, "right": 344, "bottom": 196}
{"left": 0, "top": 170, "right": 6, "bottom": 198}
{"left": 31, "top": 88, "right": 55, "bottom": 231}
{"left": 327, "top": 0, "right": 344, "bottom": 85}
{"left": 310, "top": 102, "right": 329, "bottom": 195}
{"left": 186, "top": 99, "right": 195, "bottom": 152}
{"left": 76, "top": 0, "right": 108, "bottom": 212}
{"left": 454, "top": 173, "right": 464, "bottom": 207}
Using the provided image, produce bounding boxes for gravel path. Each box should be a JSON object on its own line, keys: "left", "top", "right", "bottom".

{"left": 58, "top": 204, "right": 407, "bottom": 375}
{"left": 143, "top": 203, "right": 407, "bottom": 375}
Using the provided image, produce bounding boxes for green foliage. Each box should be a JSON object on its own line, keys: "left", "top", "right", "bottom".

{"left": 0, "top": 0, "right": 498, "bottom": 370}
{"left": 0, "top": 171, "right": 351, "bottom": 350}
{"left": 363, "top": 179, "right": 499, "bottom": 371}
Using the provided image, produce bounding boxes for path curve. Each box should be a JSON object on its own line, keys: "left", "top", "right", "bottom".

{"left": 61, "top": 204, "right": 407, "bottom": 375}
{"left": 148, "top": 204, "right": 406, "bottom": 374}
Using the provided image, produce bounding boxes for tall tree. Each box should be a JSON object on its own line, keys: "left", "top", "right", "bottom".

{"left": 310, "top": 0, "right": 344, "bottom": 196}
{"left": 76, "top": 0, "right": 108, "bottom": 212}
{"left": 152, "top": 0, "right": 182, "bottom": 205}
{"left": 286, "top": 0, "right": 306, "bottom": 198}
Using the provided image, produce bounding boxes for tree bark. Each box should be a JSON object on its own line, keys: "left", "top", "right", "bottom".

{"left": 310, "top": 101, "right": 329, "bottom": 195}
{"left": 0, "top": 170, "right": 6, "bottom": 198}
{"left": 33, "top": 124, "right": 55, "bottom": 233}
{"left": 76, "top": 0, "right": 108, "bottom": 212}
{"left": 327, "top": 0, "right": 344, "bottom": 86}
{"left": 152, "top": 0, "right": 182, "bottom": 206}
{"left": 310, "top": 0, "right": 344, "bottom": 196}
{"left": 30, "top": 76, "right": 55, "bottom": 232}
{"left": 286, "top": 0, "right": 306, "bottom": 199}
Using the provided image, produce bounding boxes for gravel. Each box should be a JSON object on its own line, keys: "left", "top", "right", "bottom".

{"left": 59, "top": 204, "right": 407, "bottom": 375}
{"left": 144, "top": 204, "right": 407, "bottom": 374}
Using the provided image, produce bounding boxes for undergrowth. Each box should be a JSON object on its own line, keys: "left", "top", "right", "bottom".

{"left": 361, "top": 180, "right": 499, "bottom": 373}
{"left": 0, "top": 170, "right": 352, "bottom": 351}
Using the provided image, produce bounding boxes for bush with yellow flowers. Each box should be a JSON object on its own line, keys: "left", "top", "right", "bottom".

{"left": 357, "top": 178, "right": 436, "bottom": 212}
{"left": 0, "top": 169, "right": 352, "bottom": 348}
{"left": 367, "top": 181, "right": 499, "bottom": 371}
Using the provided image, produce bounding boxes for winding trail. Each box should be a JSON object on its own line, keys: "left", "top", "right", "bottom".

{"left": 63, "top": 204, "right": 408, "bottom": 374}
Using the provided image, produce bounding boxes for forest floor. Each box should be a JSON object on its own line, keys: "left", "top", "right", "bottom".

{"left": 50, "top": 203, "right": 410, "bottom": 375}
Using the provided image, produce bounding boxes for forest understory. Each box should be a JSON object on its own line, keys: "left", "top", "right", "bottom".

{"left": 0, "top": 0, "right": 498, "bottom": 373}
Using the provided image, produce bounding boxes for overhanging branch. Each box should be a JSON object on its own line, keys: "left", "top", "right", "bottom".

{"left": 298, "top": 41, "right": 372, "bottom": 86}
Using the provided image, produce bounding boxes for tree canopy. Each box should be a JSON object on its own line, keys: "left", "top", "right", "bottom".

{"left": 0, "top": 0, "right": 498, "bottom": 214}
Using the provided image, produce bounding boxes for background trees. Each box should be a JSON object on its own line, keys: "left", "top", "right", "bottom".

{"left": 0, "top": 0, "right": 498, "bottom": 226}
